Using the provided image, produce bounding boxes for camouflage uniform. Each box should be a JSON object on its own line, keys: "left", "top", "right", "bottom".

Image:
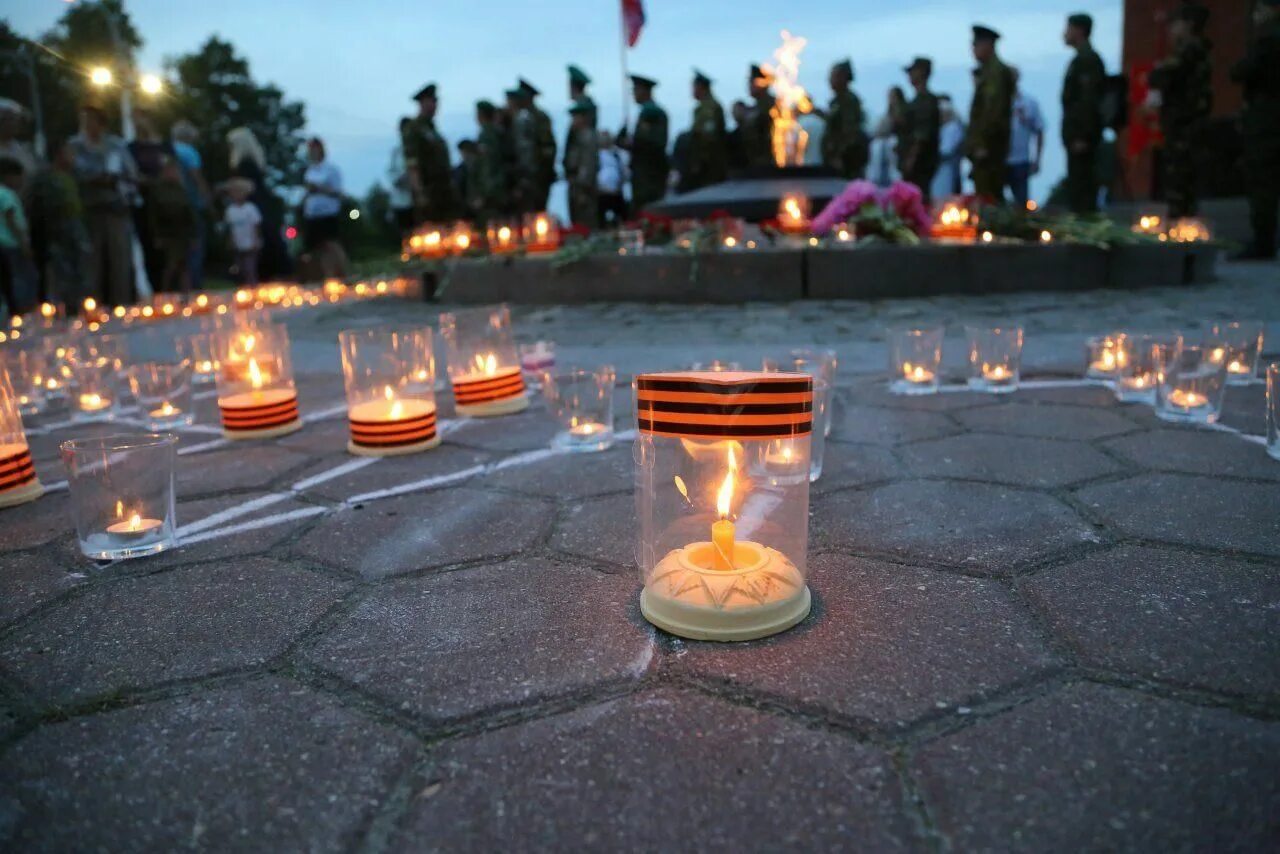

{"left": 473, "top": 122, "right": 509, "bottom": 223}
{"left": 1061, "top": 42, "right": 1107, "bottom": 214}
{"left": 687, "top": 92, "right": 728, "bottom": 190}
{"left": 529, "top": 105, "right": 556, "bottom": 211}
{"left": 965, "top": 53, "right": 1015, "bottom": 200}
{"left": 630, "top": 100, "right": 669, "bottom": 210}
{"left": 743, "top": 91, "right": 775, "bottom": 169}
{"left": 565, "top": 118, "right": 599, "bottom": 228}
{"left": 898, "top": 89, "right": 940, "bottom": 202}
{"left": 511, "top": 106, "right": 541, "bottom": 215}
{"left": 403, "top": 115, "right": 457, "bottom": 222}
{"left": 822, "top": 89, "right": 870, "bottom": 179}
{"left": 1150, "top": 36, "right": 1212, "bottom": 218}
{"left": 563, "top": 93, "right": 597, "bottom": 222}
{"left": 1231, "top": 14, "right": 1280, "bottom": 256}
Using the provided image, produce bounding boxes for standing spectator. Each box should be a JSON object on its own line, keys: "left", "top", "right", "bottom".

{"left": 149, "top": 155, "right": 196, "bottom": 294}
{"left": 29, "top": 138, "right": 89, "bottom": 308}
{"left": 596, "top": 130, "right": 628, "bottom": 226}
{"left": 223, "top": 177, "right": 262, "bottom": 286}
{"left": 69, "top": 102, "right": 137, "bottom": 306}
{"left": 726, "top": 101, "right": 750, "bottom": 172}
{"left": 1005, "top": 67, "right": 1045, "bottom": 208}
{"left": 227, "top": 127, "right": 290, "bottom": 279}
{"left": 170, "top": 120, "right": 210, "bottom": 290}
{"left": 0, "top": 157, "right": 34, "bottom": 316}
{"left": 0, "top": 100, "right": 37, "bottom": 195}
{"left": 128, "top": 106, "right": 170, "bottom": 292}
{"left": 932, "top": 95, "right": 965, "bottom": 199}
{"left": 301, "top": 137, "right": 347, "bottom": 279}
{"left": 870, "top": 86, "right": 906, "bottom": 187}
{"left": 388, "top": 118, "right": 415, "bottom": 236}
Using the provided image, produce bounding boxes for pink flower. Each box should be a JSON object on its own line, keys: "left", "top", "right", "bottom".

{"left": 882, "top": 181, "right": 932, "bottom": 236}
{"left": 811, "top": 180, "right": 881, "bottom": 234}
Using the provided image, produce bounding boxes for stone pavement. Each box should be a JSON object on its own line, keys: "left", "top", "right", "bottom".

{"left": 1, "top": 260, "right": 1279, "bottom": 851}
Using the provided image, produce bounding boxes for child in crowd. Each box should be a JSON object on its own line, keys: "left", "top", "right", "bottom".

{"left": 148, "top": 155, "right": 196, "bottom": 294}
{"left": 223, "top": 177, "right": 262, "bottom": 286}
{"left": 0, "top": 157, "right": 34, "bottom": 316}
{"left": 30, "top": 139, "right": 89, "bottom": 308}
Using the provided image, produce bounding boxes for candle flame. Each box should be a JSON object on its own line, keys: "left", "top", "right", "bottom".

{"left": 716, "top": 447, "right": 737, "bottom": 519}
{"left": 474, "top": 353, "right": 498, "bottom": 376}
{"left": 116, "top": 500, "right": 123, "bottom": 518}
{"left": 535, "top": 216, "right": 549, "bottom": 238}
{"left": 248, "top": 357, "right": 264, "bottom": 389}
{"left": 784, "top": 197, "right": 801, "bottom": 221}
{"left": 159, "top": 402, "right": 175, "bottom": 416}
{"left": 128, "top": 513, "right": 141, "bottom": 532}
{"left": 498, "top": 225, "right": 511, "bottom": 241}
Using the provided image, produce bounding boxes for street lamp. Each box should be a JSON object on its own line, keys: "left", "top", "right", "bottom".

{"left": 138, "top": 73, "right": 162, "bottom": 96}
{"left": 89, "top": 66, "right": 113, "bottom": 87}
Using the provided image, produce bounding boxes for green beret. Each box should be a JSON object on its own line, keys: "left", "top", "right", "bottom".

{"left": 972, "top": 24, "right": 1001, "bottom": 42}
{"left": 568, "top": 65, "right": 591, "bottom": 86}
{"left": 630, "top": 73, "right": 657, "bottom": 89}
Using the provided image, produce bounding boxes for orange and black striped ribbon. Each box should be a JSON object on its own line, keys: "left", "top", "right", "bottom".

{"left": 452, "top": 368, "right": 526, "bottom": 406}
{"left": 219, "top": 394, "right": 300, "bottom": 433}
{"left": 0, "top": 446, "right": 36, "bottom": 493}
{"left": 349, "top": 410, "right": 438, "bottom": 449}
{"left": 636, "top": 371, "right": 813, "bottom": 440}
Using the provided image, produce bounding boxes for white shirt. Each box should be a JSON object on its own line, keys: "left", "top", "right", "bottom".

{"left": 1007, "top": 92, "right": 1044, "bottom": 165}
{"left": 388, "top": 144, "right": 412, "bottom": 210}
{"left": 597, "top": 146, "right": 627, "bottom": 194}
{"left": 303, "top": 160, "right": 343, "bottom": 219}
{"left": 224, "top": 201, "right": 263, "bottom": 251}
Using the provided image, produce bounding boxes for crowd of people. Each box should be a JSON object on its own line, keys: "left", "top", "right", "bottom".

{"left": 0, "top": 98, "right": 300, "bottom": 318}
{"left": 392, "top": 3, "right": 1278, "bottom": 259}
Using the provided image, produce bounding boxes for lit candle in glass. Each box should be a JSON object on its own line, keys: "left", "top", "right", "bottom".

{"left": 340, "top": 326, "right": 440, "bottom": 456}
{"left": 777, "top": 194, "right": 810, "bottom": 235}
{"left": 0, "top": 369, "right": 43, "bottom": 508}
{"left": 486, "top": 220, "right": 519, "bottom": 254}
{"left": 214, "top": 323, "right": 302, "bottom": 439}
{"left": 439, "top": 305, "right": 529, "bottom": 417}
{"left": 523, "top": 212, "right": 561, "bottom": 253}
{"left": 105, "top": 500, "right": 163, "bottom": 540}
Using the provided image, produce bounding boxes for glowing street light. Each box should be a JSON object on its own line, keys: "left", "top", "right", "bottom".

{"left": 139, "top": 73, "right": 163, "bottom": 96}
{"left": 348, "top": 209, "right": 360, "bottom": 221}
{"left": 89, "top": 66, "right": 113, "bottom": 87}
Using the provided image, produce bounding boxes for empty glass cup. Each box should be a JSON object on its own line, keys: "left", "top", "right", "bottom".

{"left": 542, "top": 366, "right": 616, "bottom": 452}
{"left": 61, "top": 433, "right": 178, "bottom": 561}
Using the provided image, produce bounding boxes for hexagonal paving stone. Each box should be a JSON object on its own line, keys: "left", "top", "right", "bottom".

{"left": 1023, "top": 545, "right": 1280, "bottom": 698}
{"left": 1010, "top": 384, "right": 1121, "bottom": 407}
{"left": 842, "top": 382, "right": 994, "bottom": 413}
{"left": 0, "top": 489, "right": 73, "bottom": 553}
{"left": 0, "top": 549, "right": 84, "bottom": 628}
{"left": 176, "top": 444, "right": 316, "bottom": 497}
{"left": 0, "top": 557, "right": 349, "bottom": 705}
{"left": 390, "top": 688, "right": 920, "bottom": 851}
{"left": 296, "top": 444, "right": 492, "bottom": 503}
{"left": 446, "top": 409, "right": 559, "bottom": 453}
{"left": 676, "top": 554, "right": 1058, "bottom": 727}
{"left": 900, "top": 433, "right": 1121, "bottom": 488}
{"left": 913, "top": 682, "right": 1280, "bottom": 852}
{"left": 812, "top": 480, "right": 1100, "bottom": 574}
{"left": 143, "top": 491, "right": 325, "bottom": 569}
{"left": 0, "top": 676, "right": 417, "bottom": 850}
{"left": 812, "top": 442, "right": 904, "bottom": 493}
{"left": 955, "top": 401, "right": 1136, "bottom": 441}
{"left": 549, "top": 492, "right": 635, "bottom": 569}
{"left": 303, "top": 558, "right": 651, "bottom": 724}
{"left": 1076, "top": 473, "right": 1280, "bottom": 556}
{"left": 484, "top": 444, "right": 632, "bottom": 499}
{"left": 1103, "top": 428, "right": 1280, "bottom": 482}
{"left": 293, "top": 486, "right": 553, "bottom": 578}
{"left": 830, "top": 404, "right": 959, "bottom": 446}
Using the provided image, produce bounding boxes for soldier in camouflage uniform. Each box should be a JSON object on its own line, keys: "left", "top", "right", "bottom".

{"left": 563, "top": 65, "right": 597, "bottom": 224}
{"left": 965, "top": 25, "right": 1015, "bottom": 201}
{"left": 685, "top": 70, "right": 727, "bottom": 191}
{"left": 509, "top": 86, "right": 540, "bottom": 214}
{"left": 1148, "top": 3, "right": 1212, "bottom": 219}
{"left": 743, "top": 65, "right": 775, "bottom": 169}
{"left": 621, "top": 74, "right": 669, "bottom": 210}
{"left": 403, "top": 83, "right": 457, "bottom": 222}
{"left": 898, "top": 57, "right": 940, "bottom": 203}
{"left": 816, "top": 59, "right": 869, "bottom": 179}
{"left": 472, "top": 100, "right": 509, "bottom": 224}
{"left": 565, "top": 101, "right": 599, "bottom": 228}
{"left": 1061, "top": 13, "right": 1107, "bottom": 214}
{"left": 1231, "top": 0, "right": 1280, "bottom": 259}
{"left": 517, "top": 78, "right": 557, "bottom": 211}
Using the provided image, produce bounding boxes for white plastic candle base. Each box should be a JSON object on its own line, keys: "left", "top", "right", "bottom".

{"left": 455, "top": 394, "right": 529, "bottom": 418}
{"left": 967, "top": 376, "right": 1018, "bottom": 394}
{"left": 222, "top": 418, "right": 303, "bottom": 440}
{"left": 146, "top": 412, "right": 196, "bottom": 431}
{"left": 0, "top": 479, "right": 44, "bottom": 509}
{"left": 1114, "top": 385, "right": 1156, "bottom": 405}
{"left": 641, "top": 541, "right": 812, "bottom": 641}
{"left": 1155, "top": 404, "right": 1219, "bottom": 425}
{"left": 347, "top": 433, "right": 442, "bottom": 458}
{"left": 889, "top": 379, "right": 939, "bottom": 396}
{"left": 552, "top": 428, "right": 614, "bottom": 453}
{"left": 79, "top": 531, "right": 174, "bottom": 561}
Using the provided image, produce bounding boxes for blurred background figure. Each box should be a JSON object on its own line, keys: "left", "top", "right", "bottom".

{"left": 70, "top": 102, "right": 137, "bottom": 306}
{"left": 596, "top": 130, "right": 628, "bottom": 227}
{"left": 869, "top": 86, "right": 906, "bottom": 186}
{"left": 300, "top": 136, "right": 347, "bottom": 279}
{"left": 227, "top": 126, "right": 291, "bottom": 279}
{"left": 170, "top": 119, "right": 210, "bottom": 291}
{"left": 932, "top": 95, "right": 965, "bottom": 200}
{"left": 1006, "top": 67, "right": 1045, "bottom": 208}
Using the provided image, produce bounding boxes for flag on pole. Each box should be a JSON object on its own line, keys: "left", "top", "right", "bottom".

{"left": 622, "top": 0, "right": 645, "bottom": 47}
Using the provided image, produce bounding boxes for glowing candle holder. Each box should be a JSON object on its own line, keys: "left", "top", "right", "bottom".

{"left": 38, "top": 334, "right": 76, "bottom": 404}
{"left": 522, "top": 212, "right": 561, "bottom": 254}
{"left": 407, "top": 224, "right": 448, "bottom": 259}
{"left": 213, "top": 323, "right": 302, "bottom": 439}
{"left": 0, "top": 369, "right": 43, "bottom": 508}
{"left": 448, "top": 220, "right": 476, "bottom": 255}
{"left": 1155, "top": 342, "right": 1227, "bottom": 423}
{"left": 931, "top": 196, "right": 979, "bottom": 242}
{"left": 486, "top": 219, "right": 520, "bottom": 254}
{"left": 717, "top": 217, "right": 745, "bottom": 250}
{"left": 634, "top": 370, "right": 813, "bottom": 641}
{"left": 1210, "top": 321, "right": 1264, "bottom": 386}
{"left": 1113, "top": 334, "right": 1175, "bottom": 404}
{"left": 127, "top": 362, "right": 195, "bottom": 430}
{"left": 779, "top": 348, "right": 837, "bottom": 437}
{"left": 1132, "top": 214, "right": 1163, "bottom": 235}
{"left": 1166, "top": 217, "right": 1211, "bottom": 243}
{"left": 1085, "top": 333, "right": 1126, "bottom": 382}
{"left": 2, "top": 345, "right": 49, "bottom": 416}
{"left": 542, "top": 366, "right": 615, "bottom": 453}
{"left": 889, "top": 326, "right": 944, "bottom": 395}
{"left": 761, "top": 356, "right": 828, "bottom": 482}
{"left": 967, "top": 326, "right": 1023, "bottom": 393}
{"left": 776, "top": 193, "right": 811, "bottom": 236}
{"left": 68, "top": 348, "right": 122, "bottom": 423}
{"left": 832, "top": 222, "right": 856, "bottom": 245}
{"left": 339, "top": 326, "right": 440, "bottom": 457}
{"left": 61, "top": 433, "right": 177, "bottom": 561}
{"left": 29, "top": 301, "right": 66, "bottom": 331}
{"left": 1267, "top": 364, "right": 1279, "bottom": 462}
{"left": 177, "top": 331, "right": 220, "bottom": 387}
{"left": 439, "top": 305, "right": 528, "bottom": 417}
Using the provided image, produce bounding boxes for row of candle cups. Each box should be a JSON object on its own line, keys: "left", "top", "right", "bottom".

{"left": 888, "top": 326, "right": 1024, "bottom": 395}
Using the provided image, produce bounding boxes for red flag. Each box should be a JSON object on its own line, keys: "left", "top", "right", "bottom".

{"left": 622, "top": 0, "right": 645, "bottom": 47}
